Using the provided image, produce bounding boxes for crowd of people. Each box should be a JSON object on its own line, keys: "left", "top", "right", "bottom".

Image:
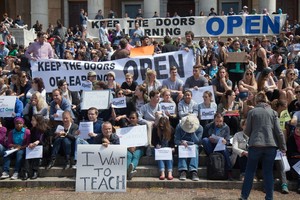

{"left": 1, "top": 6, "right": 300, "bottom": 199}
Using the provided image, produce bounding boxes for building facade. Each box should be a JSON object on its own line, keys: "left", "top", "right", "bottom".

{"left": 0, "top": 0, "right": 299, "bottom": 31}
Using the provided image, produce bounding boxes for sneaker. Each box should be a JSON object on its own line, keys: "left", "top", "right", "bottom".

{"left": 1, "top": 171, "right": 9, "bottom": 179}
{"left": 281, "top": 183, "right": 289, "bottom": 194}
{"left": 72, "top": 165, "right": 77, "bottom": 169}
{"left": 239, "top": 174, "right": 245, "bottom": 181}
{"left": 179, "top": 171, "right": 186, "bottom": 181}
{"left": 11, "top": 172, "right": 18, "bottom": 180}
{"left": 127, "top": 163, "right": 134, "bottom": 180}
{"left": 128, "top": 170, "right": 137, "bottom": 180}
{"left": 192, "top": 171, "right": 199, "bottom": 181}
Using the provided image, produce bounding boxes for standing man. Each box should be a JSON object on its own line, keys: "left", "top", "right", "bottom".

{"left": 130, "top": 22, "right": 144, "bottom": 46}
{"left": 95, "top": 10, "right": 104, "bottom": 19}
{"left": 25, "top": 31, "right": 54, "bottom": 60}
{"left": 240, "top": 92, "right": 286, "bottom": 200}
{"left": 180, "top": 31, "right": 201, "bottom": 65}
{"left": 53, "top": 19, "right": 67, "bottom": 59}
{"left": 98, "top": 20, "right": 109, "bottom": 46}
{"left": 253, "top": 38, "right": 268, "bottom": 76}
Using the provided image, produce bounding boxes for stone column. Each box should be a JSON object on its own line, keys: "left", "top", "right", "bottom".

{"left": 160, "top": 0, "right": 168, "bottom": 18}
{"left": 88, "top": 0, "right": 104, "bottom": 19}
{"left": 257, "top": 0, "right": 276, "bottom": 14}
{"left": 144, "top": 0, "right": 160, "bottom": 18}
{"left": 63, "top": 0, "right": 69, "bottom": 28}
{"left": 198, "top": 0, "right": 217, "bottom": 16}
{"left": 31, "top": 0, "right": 48, "bottom": 31}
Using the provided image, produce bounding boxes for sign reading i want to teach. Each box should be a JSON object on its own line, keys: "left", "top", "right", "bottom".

{"left": 76, "top": 145, "right": 127, "bottom": 192}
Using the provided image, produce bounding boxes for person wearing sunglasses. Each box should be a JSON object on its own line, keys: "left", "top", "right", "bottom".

{"left": 238, "top": 68, "right": 257, "bottom": 101}
{"left": 278, "top": 69, "right": 299, "bottom": 104}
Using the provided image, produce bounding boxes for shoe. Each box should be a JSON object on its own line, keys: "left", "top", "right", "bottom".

{"left": 128, "top": 170, "right": 137, "bottom": 180}
{"left": 63, "top": 159, "right": 70, "bottom": 170}
{"left": 127, "top": 163, "right": 134, "bottom": 180}
{"left": 72, "top": 165, "right": 77, "bottom": 169}
{"left": 1, "top": 171, "right": 9, "bottom": 179}
{"left": 146, "top": 146, "right": 152, "bottom": 156}
{"left": 239, "top": 174, "right": 245, "bottom": 181}
{"left": 11, "top": 172, "right": 18, "bottom": 180}
{"left": 21, "top": 172, "right": 28, "bottom": 181}
{"left": 192, "top": 171, "right": 199, "bottom": 181}
{"left": 179, "top": 171, "right": 186, "bottom": 181}
{"left": 46, "top": 158, "right": 55, "bottom": 170}
{"left": 159, "top": 175, "right": 165, "bottom": 180}
{"left": 281, "top": 183, "right": 289, "bottom": 194}
{"left": 167, "top": 175, "right": 173, "bottom": 180}
{"left": 31, "top": 172, "right": 38, "bottom": 180}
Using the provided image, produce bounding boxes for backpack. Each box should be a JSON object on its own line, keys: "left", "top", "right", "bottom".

{"left": 207, "top": 152, "right": 227, "bottom": 180}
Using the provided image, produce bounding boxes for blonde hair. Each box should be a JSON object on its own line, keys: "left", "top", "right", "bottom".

{"left": 32, "top": 91, "right": 48, "bottom": 111}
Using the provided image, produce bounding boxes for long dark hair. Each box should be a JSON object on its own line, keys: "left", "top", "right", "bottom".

{"left": 157, "top": 117, "right": 172, "bottom": 141}
{"left": 32, "top": 114, "right": 49, "bottom": 133}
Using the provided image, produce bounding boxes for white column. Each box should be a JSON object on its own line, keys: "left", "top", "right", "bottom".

{"left": 144, "top": 0, "right": 160, "bottom": 18}
{"left": 198, "top": 0, "right": 217, "bottom": 16}
{"left": 31, "top": 0, "right": 48, "bottom": 31}
{"left": 160, "top": 0, "right": 168, "bottom": 18}
{"left": 88, "top": 0, "right": 104, "bottom": 19}
{"left": 64, "top": 0, "right": 69, "bottom": 28}
{"left": 258, "top": 0, "right": 276, "bottom": 14}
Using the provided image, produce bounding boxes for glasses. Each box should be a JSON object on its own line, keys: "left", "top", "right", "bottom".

{"left": 21, "top": 75, "right": 26, "bottom": 78}
{"left": 246, "top": 73, "right": 253, "bottom": 75}
{"left": 118, "top": 92, "right": 124, "bottom": 95}
{"left": 295, "top": 91, "right": 300, "bottom": 94}
{"left": 289, "top": 73, "right": 295, "bottom": 76}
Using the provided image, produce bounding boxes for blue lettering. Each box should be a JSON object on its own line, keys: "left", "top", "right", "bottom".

{"left": 245, "top": 15, "right": 260, "bottom": 34}
{"left": 227, "top": 16, "right": 242, "bottom": 34}
{"left": 263, "top": 15, "right": 280, "bottom": 34}
{"left": 206, "top": 18, "right": 224, "bottom": 35}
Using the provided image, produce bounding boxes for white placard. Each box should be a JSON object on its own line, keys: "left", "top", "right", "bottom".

{"left": 178, "top": 145, "right": 196, "bottom": 158}
{"left": 3, "top": 148, "right": 18, "bottom": 157}
{"left": 160, "top": 102, "right": 176, "bottom": 114}
{"left": 275, "top": 150, "right": 282, "bottom": 160}
{"left": 294, "top": 44, "right": 300, "bottom": 51}
{"left": 190, "top": 86, "right": 215, "bottom": 105}
{"left": 155, "top": 147, "right": 172, "bottom": 160}
{"left": 26, "top": 146, "right": 43, "bottom": 159}
{"left": 55, "top": 125, "right": 65, "bottom": 133}
{"left": 292, "top": 160, "right": 300, "bottom": 175}
{"left": 54, "top": 110, "right": 64, "bottom": 121}
{"left": 0, "top": 96, "right": 16, "bottom": 117}
{"left": 80, "top": 80, "right": 93, "bottom": 91}
{"left": 116, "top": 125, "right": 147, "bottom": 147}
{"left": 200, "top": 108, "right": 216, "bottom": 120}
{"left": 79, "top": 122, "right": 94, "bottom": 139}
{"left": 76, "top": 145, "right": 127, "bottom": 192}
{"left": 213, "top": 138, "right": 226, "bottom": 152}
{"left": 111, "top": 97, "right": 126, "bottom": 108}
{"left": 81, "top": 90, "right": 111, "bottom": 110}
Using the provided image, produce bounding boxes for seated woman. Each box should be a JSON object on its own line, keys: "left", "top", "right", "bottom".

{"left": 278, "top": 69, "right": 298, "bottom": 104}
{"left": 106, "top": 71, "right": 121, "bottom": 96}
{"left": 197, "top": 90, "right": 217, "bottom": 127}
{"left": 152, "top": 116, "right": 175, "bottom": 180}
{"left": 23, "top": 114, "right": 51, "bottom": 180}
{"left": 178, "top": 90, "right": 198, "bottom": 119}
{"left": 257, "top": 67, "right": 279, "bottom": 102}
{"left": 47, "top": 110, "right": 78, "bottom": 170}
{"left": 159, "top": 88, "right": 178, "bottom": 128}
{"left": 217, "top": 90, "right": 242, "bottom": 135}
{"left": 0, "top": 118, "right": 7, "bottom": 157}
{"left": 231, "top": 119, "right": 249, "bottom": 181}
{"left": 287, "top": 123, "right": 300, "bottom": 194}
{"left": 238, "top": 67, "right": 257, "bottom": 101}
{"left": 127, "top": 84, "right": 149, "bottom": 113}
{"left": 110, "top": 88, "right": 130, "bottom": 127}
{"left": 126, "top": 111, "right": 145, "bottom": 180}
{"left": 26, "top": 77, "right": 46, "bottom": 101}
{"left": 143, "top": 69, "right": 162, "bottom": 95}
{"left": 23, "top": 91, "right": 49, "bottom": 128}
{"left": 211, "top": 67, "right": 232, "bottom": 104}
{"left": 0, "top": 117, "right": 30, "bottom": 180}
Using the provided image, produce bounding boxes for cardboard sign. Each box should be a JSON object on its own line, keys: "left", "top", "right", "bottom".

{"left": 76, "top": 145, "right": 127, "bottom": 192}
{"left": 226, "top": 52, "right": 248, "bottom": 63}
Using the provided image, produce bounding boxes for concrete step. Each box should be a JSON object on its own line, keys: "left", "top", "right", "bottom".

{"left": 0, "top": 176, "right": 298, "bottom": 191}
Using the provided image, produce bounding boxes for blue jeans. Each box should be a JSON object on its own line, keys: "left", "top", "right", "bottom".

{"left": 55, "top": 43, "right": 65, "bottom": 59}
{"left": 74, "top": 138, "right": 89, "bottom": 160}
{"left": 202, "top": 137, "right": 232, "bottom": 171}
{"left": 51, "top": 137, "right": 72, "bottom": 159}
{"left": 3, "top": 149, "right": 25, "bottom": 173}
{"left": 127, "top": 148, "right": 144, "bottom": 170}
{"left": 178, "top": 145, "right": 199, "bottom": 172}
{"left": 0, "top": 144, "right": 6, "bottom": 156}
{"left": 241, "top": 147, "right": 277, "bottom": 200}
{"left": 158, "top": 160, "right": 173, "bottom": 172}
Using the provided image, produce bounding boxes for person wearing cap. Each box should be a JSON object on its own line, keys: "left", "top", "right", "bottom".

{"left": 240, "top": 6, "right": 249, "bottom": 15}
{"left": 240, "top": 92, "right": 286, "bottom": 200}
{"left": 0, "top": 117, "right": 30, "bottom": 180}
{"left": 174, "top": 114, "right": 203, "bottom": 181}
{"left": 287, "top": 123, "right": 300, "bottom": 194}
{"left": 0, "top": 41, "right": 9, "bottom": 67}
{"left": 202, "top": 112, "right": 233, "bottom": 180}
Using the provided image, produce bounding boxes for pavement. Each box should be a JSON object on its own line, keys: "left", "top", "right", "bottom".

{"left": 0, "top": 187, "right": 299, "bottom": 200}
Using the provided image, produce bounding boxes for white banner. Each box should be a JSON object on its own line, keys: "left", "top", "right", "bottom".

{"left": 0, "top": 96, "right": 16, "bottom": 117}
{"left": 116, "top": 125, "right": 148, "bottom": 147}
{"left": 76, "top": 145, "right": 127, "bottom": 192}
{"left": 31, "top": 51, "right": 194, "bottom": 92}
{"left": 87, "top": 14, "right": 286, "bottom": 38}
